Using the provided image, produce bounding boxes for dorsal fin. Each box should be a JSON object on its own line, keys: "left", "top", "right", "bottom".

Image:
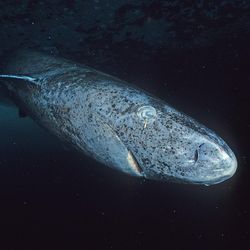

{"left": 0, "top": 74, "right": 39, "bottom": 85}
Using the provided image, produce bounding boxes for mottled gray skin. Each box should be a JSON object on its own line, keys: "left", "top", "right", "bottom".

{"left": 0, "top": 50, "right": 237, "bottom": 185}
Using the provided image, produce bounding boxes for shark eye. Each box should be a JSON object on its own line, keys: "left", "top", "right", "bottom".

{"left": 137, "top": 106, "right": 157, "bottom": 128}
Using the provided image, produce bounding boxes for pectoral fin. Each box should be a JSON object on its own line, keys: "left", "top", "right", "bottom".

{"left": 86, "top": 120, "right": 144, "bottom": 177}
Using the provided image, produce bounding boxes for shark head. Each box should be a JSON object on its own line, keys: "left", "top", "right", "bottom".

{"left": 86, "top": 81, "right": 237, "bottom": 186}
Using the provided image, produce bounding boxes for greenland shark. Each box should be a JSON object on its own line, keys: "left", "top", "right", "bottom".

{"left": 0, "top": 50, "right": 237, "bottom": 185}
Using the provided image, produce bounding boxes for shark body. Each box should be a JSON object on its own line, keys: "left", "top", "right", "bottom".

{"left": 0, "top": 50, "right": 237, "bottom": 185}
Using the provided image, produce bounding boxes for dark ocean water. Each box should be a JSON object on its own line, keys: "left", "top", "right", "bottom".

{"left": 0, "top": 1, "right": 250, "bottom": 249}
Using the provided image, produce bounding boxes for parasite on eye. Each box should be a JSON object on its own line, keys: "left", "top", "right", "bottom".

{"left": 137, "top": 106, "right": 157, "bottom": 128}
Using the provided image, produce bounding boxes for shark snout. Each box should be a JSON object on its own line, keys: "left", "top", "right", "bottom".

{"left": 196, "top": 142, "right": 237, "bottom": 185}
{"left": 216, "top": 145, "right": 237, "bottom": 179}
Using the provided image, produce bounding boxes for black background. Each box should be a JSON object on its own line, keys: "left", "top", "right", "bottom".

{"left": 0, "top": 1, "right": 249, "bottom": 249}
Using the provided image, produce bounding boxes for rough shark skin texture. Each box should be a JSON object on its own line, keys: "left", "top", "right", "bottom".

{"left": 0, "top": 50, "right": 237, "bottom": 185}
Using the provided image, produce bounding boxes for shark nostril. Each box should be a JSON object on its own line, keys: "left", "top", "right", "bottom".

{"left": 194, "top": 144, "right": 205, "bottom": 163}
{"left": 194, "top": 149, "right": 199, "bottom": 163}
